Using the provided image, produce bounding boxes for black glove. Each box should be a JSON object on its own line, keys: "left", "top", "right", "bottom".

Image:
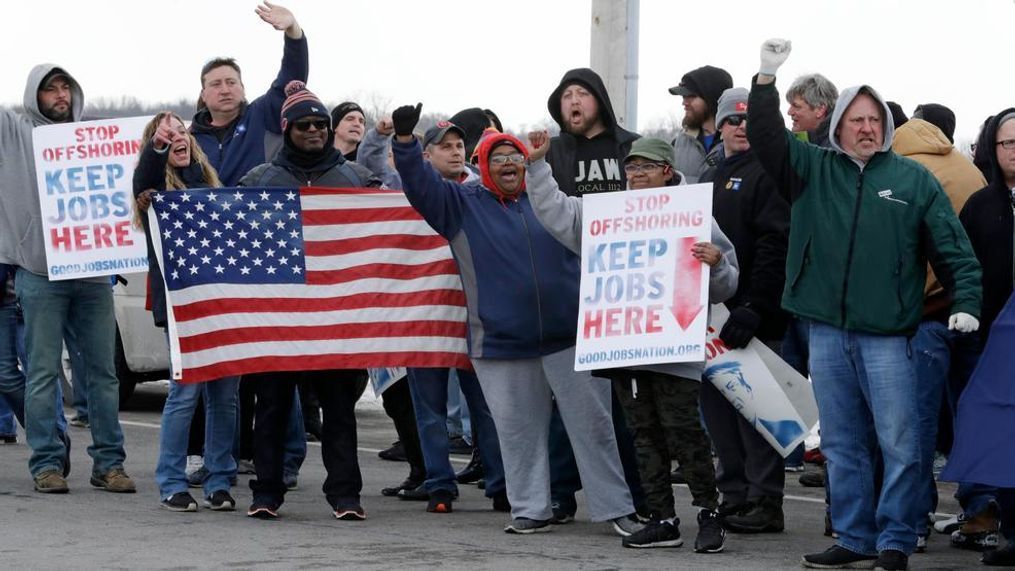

{"left": 718, "top": 306, "right": 762, "bottom": 349}
{"left": 391, "top": 103, "right": 422, "bottom": 137}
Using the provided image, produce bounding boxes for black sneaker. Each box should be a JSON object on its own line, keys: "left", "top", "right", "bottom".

{"left": 397, "top": 484, "right": 429, "bottom": 501}
{"left": 873, "top": 550, "right": 908, "bottom": 571}
{"left": 448, "top": 435, "right": 472, "bottom": 455}
{"left": 694, "top": 509, "right": 726, "bottom": 553}
{"left": 492, "top": 490, "right": 511, "bottom": 512}
{"left": 381, "top": 478, "right": 422, "bottom": 497}
{"left": 204, "top": 490, "right": 236, "bottom": 511}
{"left": 161, "top": 492, "right": 199, "bottom": 512}
{"left": 612, "top": 513, "right": 646, "bottom": 537}
{"left": 334, "top": 506, "right": 366, "bottom": 521}
{"left": 378, "top": 441, "right": 406, "bottom": 462}
{"left": 247, "top": 502, "right": 280, "bottom": 519}
{"left": 504, "top": 518, "right": 551, "bottom": 534}
{"left": 723, "top": 496, "right": 784, "bottom": 533}
{"left": 623, "top": 520, "right": 683, "bottom": 548}
{"left": 0, "top": 434, "right": 15, "bottom": 444}
{"left": 800, "top": 470, "right": 826, "bottom": 487}
{"left": 551, "top": 500, "right": 575, "bottom": 524}
{"left": 427, "top": 490, "right": 454, "bottom": 514}
{"left": 802, "top": 545, "right": 878, "bottom": 569}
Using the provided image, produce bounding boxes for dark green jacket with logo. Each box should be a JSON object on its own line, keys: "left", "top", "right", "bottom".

{"left": 747, "top": 77, "right": 981, "bottom": 335}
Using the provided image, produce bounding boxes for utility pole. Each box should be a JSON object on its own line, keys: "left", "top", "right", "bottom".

{"left": 590, "top": 0, "right": 639, "bottom": 131}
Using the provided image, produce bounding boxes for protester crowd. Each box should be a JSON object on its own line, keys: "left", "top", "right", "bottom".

{"left": 2, "top": 4, "right": 1015, "bottom": 570}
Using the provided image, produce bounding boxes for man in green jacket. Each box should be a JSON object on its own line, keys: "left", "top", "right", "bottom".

{"left": 747, "top": 39, "right": 982, "bottom": 571}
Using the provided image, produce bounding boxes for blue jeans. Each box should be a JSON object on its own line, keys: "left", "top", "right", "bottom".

{"left": 16, "top": 269, "right": 125, "bottom": 477}
{"left": 406, "top": 367, "right": 505, "bottom": 496}
{"left": 0, "top": 302, "right": 25, "bottom": 436}
{"left": 445, "top": 370, "right": 472, "bottom": 443}
{"left": 912, "top": 320, "right": 950, "bottom": 533}
{"left": 64, "top": 327, "right": 89, "bottom": 421}
{"left": 808, "top": 321, "right": 921, "bottom": 555}
{"left": 156, "top": 376, "right": 239, "bottom": 498}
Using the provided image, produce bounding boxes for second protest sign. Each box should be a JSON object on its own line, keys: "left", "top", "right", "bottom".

{"left": 575, "top": 183, "right": 713, "bottom": 371}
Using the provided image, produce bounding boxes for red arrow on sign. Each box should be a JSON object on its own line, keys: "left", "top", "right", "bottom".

{"left": 671, "top": 236, "right": 703, "bottom": 330}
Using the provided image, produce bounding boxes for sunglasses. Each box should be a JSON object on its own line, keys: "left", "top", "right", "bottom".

{"left": 722, "top": 115, "right": 747, "bottom": 128}
{"left": 292, "top": 119, "right": 329, "bottom": 132}
{"left": 490, "top": 153, "right": 525, "bottom": 165}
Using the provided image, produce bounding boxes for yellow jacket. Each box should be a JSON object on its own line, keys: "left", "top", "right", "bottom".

{"left": 893, "top": 118, "right": 987, "bottom": 314}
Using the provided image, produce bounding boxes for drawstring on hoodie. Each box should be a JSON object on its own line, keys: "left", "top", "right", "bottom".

{"left": 631, "top": 377, "right": 638, "bottom": 399}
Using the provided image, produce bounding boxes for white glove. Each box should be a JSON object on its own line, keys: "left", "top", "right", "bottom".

{"left": 760, "top": 38, "right": 792, "bottom": 76}
{"left": 948, "top": 312, "right": 979, "bottom": 333}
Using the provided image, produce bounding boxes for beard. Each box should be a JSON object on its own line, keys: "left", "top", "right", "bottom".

{"left": 682, "top": 106, "right": 707, "bottom": 130}
{"left": 41, "top": 102, "right": 72, "bottom": 123}
{"left": 565, "top": 114, "right": 600, "bottom": 137}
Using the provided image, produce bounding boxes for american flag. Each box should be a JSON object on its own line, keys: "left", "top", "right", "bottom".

{"left": 148, "top": 186, "right": 471, "bottom": 383}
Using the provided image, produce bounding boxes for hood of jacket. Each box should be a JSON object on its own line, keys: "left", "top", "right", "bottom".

{"left": 476, "top": 132, "right": 529, "bottom": 201}
{"left": 981, "top": 108, "right": 1015, "bottom": 189}
{"left": 893, "top": 118, "right": 953, "bottom": 157}
{"left": 828, "top": 84, "right": 895, "bottom": 158}
{"left": 547, "top": 68, "right": 637, "bottom": 145}
{"left": 24, "top": 64, "right": 84, "bottom": 126}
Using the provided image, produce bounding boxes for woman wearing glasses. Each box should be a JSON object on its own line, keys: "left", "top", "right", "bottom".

{"left": 389, "top": 104, "right": 645, "bottom": 536}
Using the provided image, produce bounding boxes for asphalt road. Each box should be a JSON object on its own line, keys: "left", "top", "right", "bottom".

{"left": 0, "top": 382, "right": 984, "bottom": 570}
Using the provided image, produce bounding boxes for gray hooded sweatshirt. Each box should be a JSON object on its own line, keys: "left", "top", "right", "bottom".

{"left": 0, "top": 64, "right": 85, "bottom": 276}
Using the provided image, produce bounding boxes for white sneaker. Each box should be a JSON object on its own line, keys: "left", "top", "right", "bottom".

{"left": 185, "top": 455, "right": 204, "bottom": 477}
{"left": 933, "top": 514, "right": 963, "bottom": 534}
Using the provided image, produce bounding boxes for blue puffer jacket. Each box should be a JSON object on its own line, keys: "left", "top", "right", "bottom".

{"left": 190, "top": 35, "right": 309, "bottom": 186}
{"left": 392, "top": 139, "right": 581, "bottom": 359}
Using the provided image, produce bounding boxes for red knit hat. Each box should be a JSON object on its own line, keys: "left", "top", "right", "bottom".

{"left": 475, "top": 129, "right": 529, "bottom": 202}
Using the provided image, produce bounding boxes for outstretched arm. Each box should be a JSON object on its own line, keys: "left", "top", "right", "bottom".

{"left": 524, "top": 130, "right": 583, "bottom": 254}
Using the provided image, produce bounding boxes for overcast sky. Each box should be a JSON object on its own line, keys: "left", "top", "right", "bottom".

{"left": 3, "top": 0, "right": 1011, "bottom": 143}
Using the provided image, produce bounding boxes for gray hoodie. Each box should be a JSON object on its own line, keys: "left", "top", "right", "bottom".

{"left": 827, "top": 84, "right": 895, "bottom": 166}
{"left": 525, "top": 159, "right": 739, "bottom": 380}
{"left": 0, "top": 64, "right": 85, "bottom": 276}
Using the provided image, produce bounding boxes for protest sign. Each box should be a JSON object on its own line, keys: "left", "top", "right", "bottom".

{"left": 703, "top": 304, "right": 816, "bottom": 457}
{"left": 32, "top": 117, "right": 150, "bottom": 280}
{"left": 574, "top": 184, "right": 712, "bottom": 371}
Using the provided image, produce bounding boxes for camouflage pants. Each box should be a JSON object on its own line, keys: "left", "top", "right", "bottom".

{"left": 613, "top": 372, "right": 719, "bottom": 519}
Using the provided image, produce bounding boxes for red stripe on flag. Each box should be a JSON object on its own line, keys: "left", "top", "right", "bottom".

{"left": 179, "top": 320, "right": 468, "bottom": 352}
{"left": 307, "top": 260, "right": 459, "bottom": 285}
{"left": 300, "top": 187, "right": 403, "bottom": 196}
{"left": 173, "top": 289, "right": 466, "bottom": 321}
{"left": 179, "top": 352, "right": 474, "bottom": 383}
{"left": 305, "top": 234, "right": 450, "bottom": 256}
{"left": 303, "top": 206, "right": 424, "bottom": 225}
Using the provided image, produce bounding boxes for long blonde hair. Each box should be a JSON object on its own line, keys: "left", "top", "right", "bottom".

{"left": 133, "top": 111, "right": 222, "bottom": 227}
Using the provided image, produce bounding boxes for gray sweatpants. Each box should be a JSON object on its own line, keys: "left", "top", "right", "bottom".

{"left": 472, "top": 345, "right": 633, "bottom": 522}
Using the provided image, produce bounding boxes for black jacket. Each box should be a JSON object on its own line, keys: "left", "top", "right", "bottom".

{"left": 958, "top": 107, "right": 1015, "bottom": 339}
{"left": 239, "top": 144, "right": 379, "bottom": 189}
{"left": 545, "top": 68, "right": 640, "bottom": 196}
{"left": 133, "top": 144, "right": 213, "bottom": 328}
{"left": 712, "top": 150, "right": 791, "bottom": 340}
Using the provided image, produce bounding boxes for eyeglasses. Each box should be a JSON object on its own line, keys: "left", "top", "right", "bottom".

{"left": 624, "top": 162, "right": 666, "bottom": 174}
{"left": 997, "top": 139, "right": 1015, "bottom": 151}
{"left": 721, "top": 115, "right": 747, "bottom": 128}
{"left": 293, "top": 119, "right": 329, "bottom": 132}
{"left": 489, "top": 153, "right": 525, "bottom": 165}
